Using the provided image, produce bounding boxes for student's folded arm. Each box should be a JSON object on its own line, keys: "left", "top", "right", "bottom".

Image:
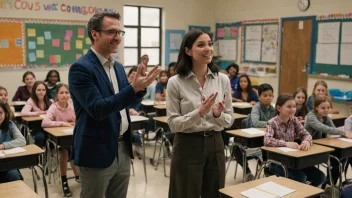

{"left": 41, "top": 108, "right": 64, "bottom": 128}
{"left": 306, "top": 113, "right": 345, "bottom": 136}
{"left": 264, "top": 122, "right": 287, "bottom": 147}
{"left": 166, "top": 79, "right": 202, "bottom": 133}
{"left": 69, "top": 63, "right": 141, "bottom": 121}
{"left": 250, "top": 106, "right": 267, "bottom": 128}
{"left": 21, "top": 100, "right": 37, "bottom": 116}
{"left": 3, "top": 122, "right": 26, "bottom": 149}
{"left": 214, "top": 81, "right": 234, "bottom": 128}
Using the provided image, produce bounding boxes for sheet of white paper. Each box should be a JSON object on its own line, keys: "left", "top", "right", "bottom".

{"left": 315, "top": 43, "right": 339, "bottom": 65}
{"left": 62, "top": 129, "right": 74, "bottom": 134}
{"left": 257, "top": 181, "right": 296, "bottom": 197}
{"left": 277, "top": 147, "right": 299, "bottom": 152}
{"left": 338, "top": 138, "right": 352, "bottom": 143}
{"left": 232, "top": 102, "right": 252, "bottom": 107}
{"left": 141, "top": 100, "right": 155, "bottom": 106}
{"left": 3, "top": 147, "right": 26, "bottom": 155}
{"left": 241, "top": 188, "right": 277, "bottom": 198}
{"left": 0, "top": 152, "right": 5, "bottom": 157}
{"left": 341, "top": 22, "right": 352, "bottom": 43}
{"left": 241, "top": 128, "right": 265, "bottom": 135}
{"left": 318, "top": 22, "right": 340, "bottom": 43}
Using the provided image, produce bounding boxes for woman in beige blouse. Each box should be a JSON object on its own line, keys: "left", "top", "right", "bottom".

{"left": 166, "top": 29, "right": 234, "bottom": 198}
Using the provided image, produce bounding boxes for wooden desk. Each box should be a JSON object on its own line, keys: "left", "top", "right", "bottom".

{"left": 0, "top": 145, "right": 48, "bottom": 198}
{"left": 261, "top": 144, "right": 334, "bottom": 169}
{"left": 140, "top": 100, "right": 156, "bottom": 114}
{"left": 329, "top": 114, "right": 349, "bottom": 127}
{"left": 9, "top": 101, "right": 26, "bottom": 112}
{"left": 153, "top": 116, "right": 169, "bottom": 131}
{"left": 153, "top": 104, "right": 166, "bottom": 116}
{"left": 0, "top": 181, "right": 41, "bottom": 198}
{"left": 22, "top": 116, "right": 43, "bottom": 130}
{"left": 44, "top": 127, "right": 73, "bottom": 148}
{"left": 219, "top": 175, "right": 324, "bottom": 198}
{"left": 232, "top": 102, "right": 253, "bottom": 115}
{"left": 130, "top": 115, "right": 149, "bottom": 131}
{"left": 314, "top": 137, "right": 352, "bottom": 160}
{"left": 226, "top": 128, "right": 265, "bottom": 148}
{"left": 229, "top": 113, "right": 248, "bottom": 129}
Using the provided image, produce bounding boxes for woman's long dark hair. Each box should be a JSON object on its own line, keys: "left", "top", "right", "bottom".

{"left": 293, "top": 87, "right": 309, "bottom": 118}
{"left": 0, "top": 86, "right": 15, "bottom": 122}
{"left": 31, "top": 81, "right": 52, "bottom": 111}
{"left": 237, "top": 75, "right": 253, "bottom": 102}
{"left": 175, "top": 29, "right": 219, "bottom": 77}
{"left": 0, "top": 101, "right": 10, "bottom": 132}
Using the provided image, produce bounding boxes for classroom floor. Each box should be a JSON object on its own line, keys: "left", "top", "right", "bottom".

{"left": 19, "top": 140, "right": 352, "bottom": 198}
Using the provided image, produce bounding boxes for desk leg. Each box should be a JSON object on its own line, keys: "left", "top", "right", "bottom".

{"left": 155, "top": 130, "right": 164, "bottom": 170}
{"left": 31, "top": 166, "right": 38, "bottom": 193}
{"left": 255, "top": 159, "right": 288, "bottom": 179}
{"left": 142, "top": 130, "right": 148, "bottom": 183}
{"left": 36, "top": 164, "right": 49, "bottom": 198}
{"left": 225, "top": 145, "right": 235, "bottom": 176}
{"left": 329, "top": 155, "right": 342, "bottom": 198}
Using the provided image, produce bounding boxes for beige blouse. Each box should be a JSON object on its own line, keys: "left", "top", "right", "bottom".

{"left": 166, "top": 69, "right": 234, "bottom": 133}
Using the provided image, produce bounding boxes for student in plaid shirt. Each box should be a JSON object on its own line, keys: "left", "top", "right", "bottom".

{"left": 264, "top": 93, "right": 325, "bottom": 188}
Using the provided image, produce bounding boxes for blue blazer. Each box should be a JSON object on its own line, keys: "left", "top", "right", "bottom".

{"left": 69, "top": 49, "right": 144, "bottom": 168}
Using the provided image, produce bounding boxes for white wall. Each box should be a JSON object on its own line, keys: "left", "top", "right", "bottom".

{"left": 0, "top": 0, "right": 214, "bottom": 98}
{"left": 215, "top": 0, "right": 352, "bottom": 112}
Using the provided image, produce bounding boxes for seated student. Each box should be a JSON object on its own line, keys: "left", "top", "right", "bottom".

{"left": 307, "top": 80, "right": 339, "bottom": 114}
{"left": 12, "top": 71, "right": 36, "bottom": 101}
{"left": 232, "top": 83, "right": 275, "bottom": 180}
{"left": 265, "top": 94, "right": 325, "bottom": 188}
{"left": 293, "top": 87, "right": 309, "bottom": 122}
{"left": 44, "top": 70, "right": 61, "bottom": 101}
{"left": 250, "top": 83, "right": 276, "bottom": 128}
{"left": 155, "top": 70, "right": 168, "bottom": 101}
{"left": 225, "top": 63, "right": 240, "bottom": 94}
{"left": 140, "top": 54, "right": 149, "bottom": 66}
{"left": 0, "top": 86, "right": 15, "bottom": 121}
{"left": 232, "top": 74, "right": 259, "bottom": 105}
{"left": 304, "top": 95, "right": 352, "bottom": 188}
{"left": 0, "top": 101, "right": 26, "bottom": 183}
{"left": 168, "top": 62, "right": 176, "bottom": 77}
{"left": 345, "top": 114, "right": 352, "bottom": 131}
{"left": 41, "top": 84, "right": 79, "bottom": 197}
{"left": 21, "top": 81, "right": 52, "bottom": 148}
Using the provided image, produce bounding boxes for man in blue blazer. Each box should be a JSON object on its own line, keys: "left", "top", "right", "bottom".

{"left": 69, "top": 12, "right": 159, "bottom": 198}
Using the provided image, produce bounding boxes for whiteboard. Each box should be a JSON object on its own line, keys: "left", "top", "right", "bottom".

{"left": 261, "top": 24, "right": 279, "bottom": 62}
{"left": 218, "top": 40, "right": 237, "bottom": 61}
{"left": 315, "top": 44, "right": 338, "bottom": 65}
{"left": 341, "top": 22, "right": 352, "bottom": 43}
{"left": 245, "top": 25, "right": 262, "bottom": 61}
{"left": 340, "top": 44, "right": 352, "bottom": 65}
{"left": 318, "top": 22, "right": 340, "bottom": 43}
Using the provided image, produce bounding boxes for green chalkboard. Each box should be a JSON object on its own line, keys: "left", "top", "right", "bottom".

{"left": 25, "top": 21, "right": 91, "bottom": 67}
{"left": 312, "top": 18, "right": 352, "bottom": 77}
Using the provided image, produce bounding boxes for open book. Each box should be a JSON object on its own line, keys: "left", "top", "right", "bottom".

{"left": 241, "top": 181, "right": 295, "bottom": 198}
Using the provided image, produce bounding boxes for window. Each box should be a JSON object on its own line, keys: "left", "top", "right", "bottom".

{"left": 124, "top": 6, "right": 162, "bottom": 66}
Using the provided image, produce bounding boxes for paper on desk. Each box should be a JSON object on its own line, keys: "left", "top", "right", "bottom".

{"left": 257, "top": 181, "right": 295, "bottom": 197}
{"left": 232, "top": 102, "right": 252, "bottom": 107}
{"left": 157, "top": 101, "right": 166, "bottom": 105}
{"left": 241, "top": 188, "right": 277, "bottom": 198}
{"left": 241, "top": 128, "right": 265, "bottom": 135}
{"left": 0, "top": 152, "right": 5, "bottom": 158}
{"left": 2, "top": 147, "right": 26, "bottom": 155}
{"left": 277, "top": 147, "right": 299, "bottom": 152}
{"left": 62, "top": 129, "right": 74, "bottom": 134}
{"left": 338, "top": 138, "right": 352, "bottom": 143}
{"left": 141, "top": 100, "right": 154, "bottom": 106}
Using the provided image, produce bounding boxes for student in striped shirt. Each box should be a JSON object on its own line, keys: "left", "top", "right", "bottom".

{"left": 264, "top": 93, "right": 325, "bottom": 188}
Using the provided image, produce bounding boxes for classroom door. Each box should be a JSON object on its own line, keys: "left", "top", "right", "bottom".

{"left": 279, "top": 19, "right": 312, "bottom": 94}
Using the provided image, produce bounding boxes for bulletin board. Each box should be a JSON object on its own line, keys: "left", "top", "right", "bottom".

{"left": 241, "top": 19, "right": 279, "bottom": 65}
{"left": 311, "top": 14, "right": 352, "bottom": 77}
{"left": 0, "top": 18, "right": 90, "bottom": 70}
{"left": 165, "top": 30, "right": 185, "bottom": 66}
{"left": 188, "top": 25, "right": 211, "bottom": 32}
{"left": 215, "top": 22, "right": 241, "bottom": 62}
{"left": 0, "top": 19, "right": 25, "bottom": 68}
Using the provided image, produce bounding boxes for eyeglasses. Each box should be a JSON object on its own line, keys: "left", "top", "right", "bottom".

{"left": 98, "top": 29, "right": 125, "bottom": 37}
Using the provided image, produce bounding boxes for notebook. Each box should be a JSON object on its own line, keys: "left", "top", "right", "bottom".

{"left": 241, "top": 181, "right": 296, "bottom": 198}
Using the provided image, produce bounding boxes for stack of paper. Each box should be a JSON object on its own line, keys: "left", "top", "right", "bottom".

{"left": 277, "top": 147, "right": 299, "bottom": 152}
{"left": 241, "top": 181, "right": 296, "bottom": 198}
{"left": 62, "top": 129, "right": 74, "bottom": 134}
{"left": 241, "top": 128, "right": 265, "bottom": 135}
{"left": 2, "top": 147, "right": 26, "bottom": 155}
{"left": 338, "top": 138, "right": 352, "bottom": 143}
